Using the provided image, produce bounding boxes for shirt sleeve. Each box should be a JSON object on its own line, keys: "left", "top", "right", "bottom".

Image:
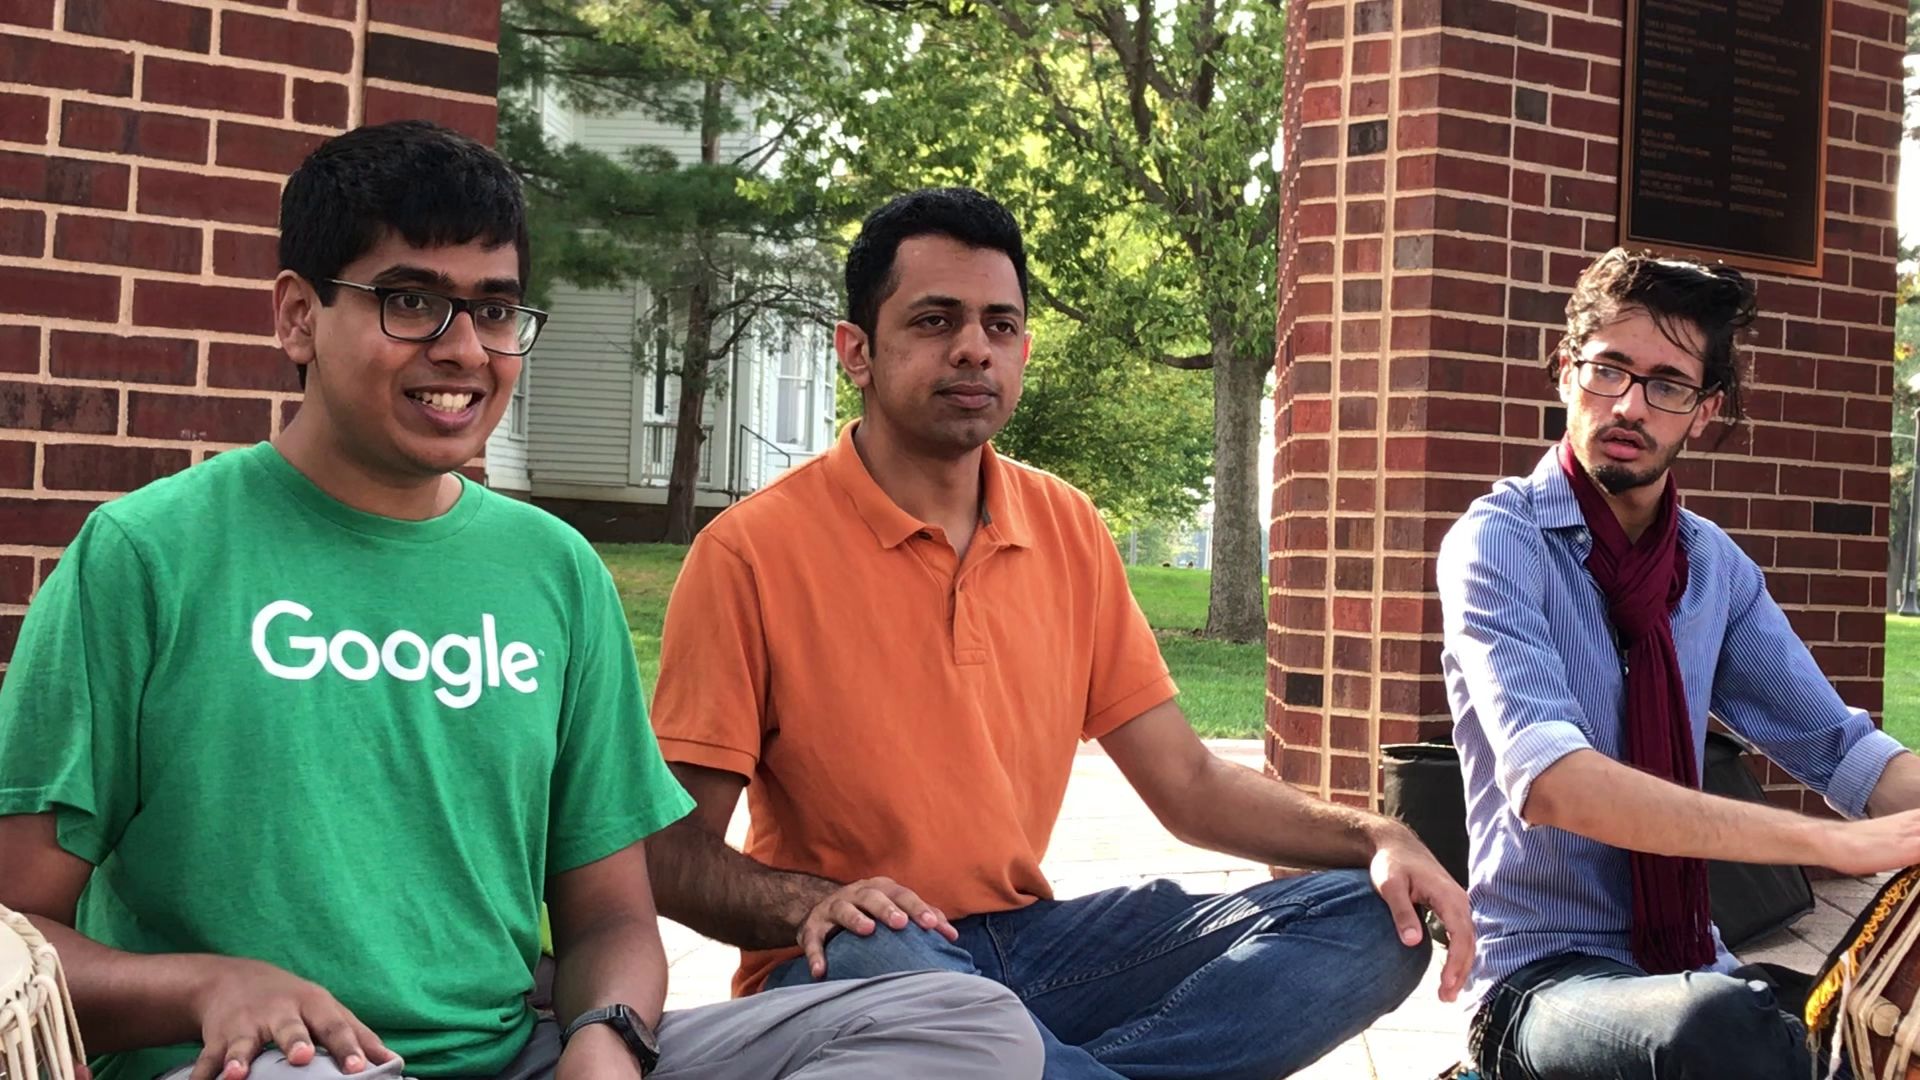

{"left": 1083, "top": 509, "right": 1177, "bottom": 739}
{"left": 1437, "top": 499, "right": 1595, "bottom": 823}
{"left": 1710, "top": 546, "right": 1903, "bottom": 820}
{"left": 547, "top": 549, "right": 693, "bottom": 875}
{"left": 0, "top": 512, "right": 153, "bottom": 865}
{"left": 649, "top": 531, "right": 769, "bottom": 780}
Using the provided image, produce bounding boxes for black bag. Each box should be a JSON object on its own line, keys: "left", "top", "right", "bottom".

{"left": 1701, "top": 729, "right": 1815, "bottom": 948}
{"left": 1381, "top": 740, "right": 1471, "bottom": 888}
{"left": 1379, "top": 729, "right": 1813, "bottom": 948}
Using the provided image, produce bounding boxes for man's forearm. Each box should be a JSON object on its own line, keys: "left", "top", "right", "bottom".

{"left": 1528, "top": 748, "right": 1828, "bottom": 864}
{"left": 1176, "top": 756, "right": 1401, "bottom": 868}
{"left": 23, "top": 914, "right": 222, "bottom": 1053}
{"left": 644, "top": 819, "right": 840, "bottom": 950}
{"left": 551, "top": 917, "right": 669, "bottom": 1032}
{"left": 1867, "top": 750, "right": 1920, "bottom": 818}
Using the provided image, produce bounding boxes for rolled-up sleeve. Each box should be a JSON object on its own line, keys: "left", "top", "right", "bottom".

{"left": 1438, "top": 497, "right": 1594, "bottom": 822}
{"left": 1712, "top": 549, "right": 1905, "bottom": 819}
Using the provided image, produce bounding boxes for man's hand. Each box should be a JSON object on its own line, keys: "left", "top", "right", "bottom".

{"left": 187, "top": 958, "right": 396, "bottom": 1080}
{"left": 796, "top": 876, "right": 956, "bottom": 979}
{"left": 554, "top": 1024, "right": 643, "bottom": 1080}
{"left": 1823, "top": 809, "right": 1920, "bottom": 876}
{"left": 1367, "top": 826, "right": 1475, "bottom": 1003}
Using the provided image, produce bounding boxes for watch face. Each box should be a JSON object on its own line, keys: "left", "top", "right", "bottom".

{"left": 609, "top": 1004, "right": 661, "bottom": 1062}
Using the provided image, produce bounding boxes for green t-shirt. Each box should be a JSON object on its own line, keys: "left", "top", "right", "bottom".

{"left": 0, "top": 444, "right": 693, "bottom": 1080}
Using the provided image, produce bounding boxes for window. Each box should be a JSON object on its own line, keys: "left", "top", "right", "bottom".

{"left": 510, "top": 366, "right": 527, "bottom": 438}
{"left": 645, "top": 298, "right": 673, "bottom": 417}
{"left": 774, "top": 325, "right": 813, "bottom": 448}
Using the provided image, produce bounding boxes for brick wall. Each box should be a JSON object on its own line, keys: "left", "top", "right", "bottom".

{"left": 1270, "top": 0, "right": 1903, "bottom": 815}
{"left": 0, "top": 0, "right": 502, "bottom": 672}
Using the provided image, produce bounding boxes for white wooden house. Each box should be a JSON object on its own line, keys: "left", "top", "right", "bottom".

{"left": 487, "top": 85, "right": 838, "bottom": 537}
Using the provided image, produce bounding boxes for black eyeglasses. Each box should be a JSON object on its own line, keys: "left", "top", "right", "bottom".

{"left": 328, "top": 280, "right": 548, "bottom": 357}
{"left": 1571, "top": 360, "right": 1714, "bottom": 415}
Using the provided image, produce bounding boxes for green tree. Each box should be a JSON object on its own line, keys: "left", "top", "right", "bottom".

{"left": 500, "top": 0, "right": 836, "bottom": 543}
{"left": 773, "top": 0, "right": 1285, "bottom": 641}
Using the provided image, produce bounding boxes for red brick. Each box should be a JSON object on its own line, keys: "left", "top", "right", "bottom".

{"left": 1551, "top": 95, "right": 1619, "bottom": 139}
{"left": 0, "top": 324, "right": 35, "bottom": 374}
{"left": 0, "top": 440, "right": 31, "bottom": 487}
{"left": 1833, "top": 1, "right": 1894, "bottom": 40}
{"left": 214, "top": 121, "right": 327, "bottom": 178}
{"left": 0, "top": 0, "right": 52, "bottom": 27}
{"left": 43, "top": 442, "right": 190, "bottom": 491}
{"left": 142, "top": 57, "right": 283, "bottom": 118}
{"left": 293, "top": 78, "right": 349, "bottom": 127}
{"left": 0, "top": 150, "right": 128, "bottom": 209}
{"left": 138, "top": 167, "right": 279, "bottom": 227}
{"left": 50, "top": 330, "right": 196, "bottom": 385}
{"left": 207, "top": 342, "right": 297, "bottom": 391}
{"left": 128, "top": 391, "right": 271, "bottom": 443}
{"left": 54, "top": 214, "right": 201, "bottom": 274}
{"left": 212, "top": 229, "right": 280, "bottom": 281}
{"left": 0, "top": 206, "right": 42, "bottom": 257}
{"left": 0, "top": 379, "right": 117, "bottom": 433}
{"left": 0, "top": 266, "right": 118, "bottom": 321}
{"left": 220, "top": 10, "right": 352, "bottom": 73}
{"left": 363, "top": 86, "right": 496, "bottom": 145}
{"left": 64, "top": 0, "right": 210, "bottom": 51}
{"left": 0, "top": 497, "right": 99, "bottom": 546}
{"left": 60, "top": 101, "right": 207, "bottom": 163}
{"left": 132, "top": 280, "right": 272, "bottom": 336}
{"left": 0, "top": 32, "right": 132, "bottom": 95}
{"left": 298, "top": 0, "right": 355, "bottom": 16}
{"left": 0, "top": 89, "right": 47, "bottom": 142}
{"left": 369, "top": 0, "right": 497, "bottom": 40}
{"left": 0, "top": 555, "right": 30, "bottom": 603}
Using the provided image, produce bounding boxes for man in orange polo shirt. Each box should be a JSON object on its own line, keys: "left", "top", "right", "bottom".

{"left": 646, "top": 187, "right": 1471, "bottom": 1078}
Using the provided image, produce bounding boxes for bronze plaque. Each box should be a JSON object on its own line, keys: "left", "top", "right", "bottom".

{"left": 1620, "top": 0, "right": 1830, "bottom": 277}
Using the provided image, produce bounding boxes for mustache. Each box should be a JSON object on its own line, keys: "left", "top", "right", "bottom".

{"left": 1596, "top": 422, "right": 1650, "bottom": 449}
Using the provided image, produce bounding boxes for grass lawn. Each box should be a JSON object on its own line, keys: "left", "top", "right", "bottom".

{"left": 599, "top": 545, "right": 1266, "bottom": 738}
{"left": 1886, "top": 615, "right": 1920, "bottom": 748}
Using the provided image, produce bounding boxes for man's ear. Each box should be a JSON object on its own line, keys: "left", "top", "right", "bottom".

{"left": 834, "top": 321, "right": 873, "bottom": 391}
{"left": 275, "top": 271, "right": 319, "bottom": 374}
{"left": 1689, "top": 389, "right": 1725, "bottom": 440}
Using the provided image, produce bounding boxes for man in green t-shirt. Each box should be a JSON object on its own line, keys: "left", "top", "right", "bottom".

{"left": 0, "top": 121, "right": 1039, "bottom": 1080}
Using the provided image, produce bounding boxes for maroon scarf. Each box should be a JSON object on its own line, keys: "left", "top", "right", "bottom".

{"left": 1557, "top": 440, "right": 1716, "bottom": 974}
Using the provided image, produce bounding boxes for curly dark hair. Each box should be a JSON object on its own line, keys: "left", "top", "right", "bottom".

{"left": 1553, "top": 247, "right": 1759, "bottom": 427}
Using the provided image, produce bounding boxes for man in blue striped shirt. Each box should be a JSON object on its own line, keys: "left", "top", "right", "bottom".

{"left": 1440, "top": 248, "right": 1920, "bottom": 1079}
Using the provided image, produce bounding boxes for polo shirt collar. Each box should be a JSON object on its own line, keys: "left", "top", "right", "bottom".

{"left": 824, "top": 420, "right": 1029, "bottom": 550}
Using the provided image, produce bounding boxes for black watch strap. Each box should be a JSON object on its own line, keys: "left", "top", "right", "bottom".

{"left": 562, "top": 1004, "right": 661, "bottom": 1073}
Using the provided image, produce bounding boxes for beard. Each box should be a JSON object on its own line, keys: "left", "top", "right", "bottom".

{"left": 1585, "top": 423, "right": 1683, "bottom": 495}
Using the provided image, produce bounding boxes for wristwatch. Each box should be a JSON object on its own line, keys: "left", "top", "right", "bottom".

{"left": 562, "top": 1003, "right": 661, "bottom": 1074}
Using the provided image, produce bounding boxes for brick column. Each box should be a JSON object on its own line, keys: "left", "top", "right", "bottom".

{"left": 1, "top": 0, "right": 502, "bottom": 673}
{"left": 1270, "top": 0, "right": 1903, "bottom": 814}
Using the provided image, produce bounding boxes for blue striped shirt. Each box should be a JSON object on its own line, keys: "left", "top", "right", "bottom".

{"left": 1438, "top": 448, "right": 1906, "bottom": 1003}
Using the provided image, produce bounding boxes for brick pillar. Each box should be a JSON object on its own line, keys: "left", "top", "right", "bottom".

{"left": 0, "top": 0, "right": 502, "bottom": 672}
{"left": 1269, "top": 0, "right": 1903, "bottom": 814}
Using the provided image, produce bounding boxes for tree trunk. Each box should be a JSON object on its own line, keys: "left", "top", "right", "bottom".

{"left": 662, "top": 80, "right": 725, "bottom": 546}
{"left": 1203, "top": 316, "right": 1267, "bottom": 642}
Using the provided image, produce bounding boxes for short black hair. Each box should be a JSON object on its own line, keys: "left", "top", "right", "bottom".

{"left": 844, "top": 187, "right": 1028, "bottom": 341}
{"left": 1554, "top": 247, "right": 1758, "bottom": 427}
{"left": 280, "top": 120, "right": 529, "bottom": 386}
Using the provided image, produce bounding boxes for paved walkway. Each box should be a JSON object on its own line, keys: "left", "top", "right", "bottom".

{"left": 658, "top": 740, "right": 1869, "bottom": 1078}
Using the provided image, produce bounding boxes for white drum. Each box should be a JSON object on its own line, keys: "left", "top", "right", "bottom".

{"left": 0, "top": 906, "right": 84, "bottom": 1080}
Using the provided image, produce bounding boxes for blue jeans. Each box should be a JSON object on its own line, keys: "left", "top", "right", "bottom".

{"left": 1475, "top": 952, "right": 1827, "bottom": 1080}
{"left": 764, "top": 870, "right": 1428, "bottom": 1079}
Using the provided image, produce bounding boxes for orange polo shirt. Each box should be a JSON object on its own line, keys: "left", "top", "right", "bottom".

{"left": 651, "top": 421, "right": 1177, "bottom": 994}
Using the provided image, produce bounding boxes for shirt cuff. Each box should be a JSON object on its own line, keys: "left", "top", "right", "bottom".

{"left": 657, "top": 735, "right": 759, "bottom": 780}
{"left": 1084, "top": 673, "right": 1179, "bottom": 740}
{"left": 1823, "top": 725, "right": 1907, "bottom": 819}
{"left": 1498, "top": 719, "right": 1593, "bottom": 829}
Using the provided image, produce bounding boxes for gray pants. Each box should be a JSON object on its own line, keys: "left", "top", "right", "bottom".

{"left": 159, "top": 972, "right": 1041, "bottom": 1080}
